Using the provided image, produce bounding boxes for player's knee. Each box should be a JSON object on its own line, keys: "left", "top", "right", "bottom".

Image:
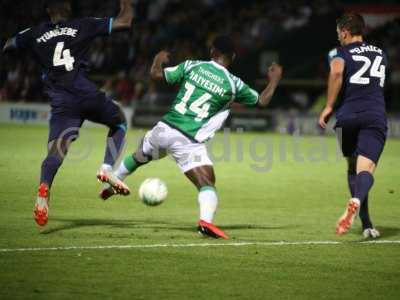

{"left": 197, "top": 175, "right": 215, "bottom": 190}
{"left": 109, "top": 122, "right": 127, "bottom": 135}
{"left": 115, "top": 108, "right": 127, "bottom": 128}
{"left": 133, "top": 150, "right": 152, "bottom": 165}
{"left": 357, "top": 155, "right": 376, "bottom": 174}
{"left": 108, "top": 107, "right": 127, "bottom": 134}
{"left": 186, "top": 165, "right": 216, "bottom": 190}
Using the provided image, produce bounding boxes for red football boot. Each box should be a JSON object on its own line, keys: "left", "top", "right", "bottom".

{"left": 99, "top": 185, "right": 116, "bottom": 200}
{"left": 34, "top": 183, "right": 50, "bottom": 227}
{"left": 97, "top": 169, "right": 130, "bottom": 196}
{"left": 336, "top": 198, "right": 360, "bottom": 235}
{"left": 197, "top": 220, "right": 229, "bottom": 240}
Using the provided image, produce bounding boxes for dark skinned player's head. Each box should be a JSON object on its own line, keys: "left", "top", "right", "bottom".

{"left": 336, "top": 13, "right": 365, "bottom": 46}
{"left": 46, "top": 0, "right": 72, "bottom": 21}
{"left": 210, "top": 35, "right": 236, "bottom": 67}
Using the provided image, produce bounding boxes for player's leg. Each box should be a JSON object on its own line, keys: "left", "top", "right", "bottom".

{"left": 102, "top": 108, "right": 127, "bottom": 171}
{"left": 85, "top": 96, "right": 128, "bottom": 172}
{"left": 40, "top": 139, "right": 70, "bottom": 188}
{"left": 347, "top": 156, "right": 374, "bottom": 231}
{"left": 99, "top": 123, "right": 167, "bottom": 199}
{"left": 82, "top": 95, "right": 129, "bottom": 194}
{"left": 115, "top": 141, "right": 158, "bottom": 177}
{"left": 35, "top": 115, "right": 83, "bottom": 226}
{"left": 335, "top": 118, "right": 361, "bottom": 235}
{"left": 185, "top": 165, "right": 216, "bottom": 222}
{"left": 98, "top": 140, "right": 152, "bottom": 199}
{"left": 168, "top": 134, "right": 228, "bottom": 239}
{"left": 355, "top": 155, "right": 381, "bottom": 238}
{"left": 185, "top": 166, "right": 216, "bottom": 221}
{"left": 96, "top": 120, "right": 130, "bottom": 196}
{"left": 346, "top": 156, "right": 357, "bottom": 197}
{"left": 337, "top": 114, "right": 387, "bottom": 236}
{"left": 184, "top": 166, "right": 228, "bottom": 240}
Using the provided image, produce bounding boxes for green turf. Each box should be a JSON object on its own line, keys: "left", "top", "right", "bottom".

{"left": 0, "top": 124, "right": 399, "bottom": 299}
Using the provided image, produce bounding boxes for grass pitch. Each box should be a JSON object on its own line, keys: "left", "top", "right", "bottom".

{"left": 0, "top": 124, "right": 399, "bottom": 299}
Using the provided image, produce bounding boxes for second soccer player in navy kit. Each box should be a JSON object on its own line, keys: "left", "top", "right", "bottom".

{"left": 3, "top": 0, "right": 134, "bottom": 227}
{"left": 319, "top": 13, "right": 388, "bottom": 238}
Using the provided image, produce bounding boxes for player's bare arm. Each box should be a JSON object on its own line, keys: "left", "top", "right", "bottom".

{"left": 112, "top": 0, "right": 134, "bottom": 31}
{"left": 150, "top": 50, "right": 170, "bottom": 81}
{"left": 258, "top": 63, "right": 283, "bottom": 107}
{"left": 318, "top": 58, "right": 345, "bottom": 128}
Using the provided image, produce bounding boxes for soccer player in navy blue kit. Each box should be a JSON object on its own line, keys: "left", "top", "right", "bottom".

{"left": 319, "top": 13, "right": 388, "bottom": 238}
{"left": 3, "top": 0, "right": 134, "bottom": 227}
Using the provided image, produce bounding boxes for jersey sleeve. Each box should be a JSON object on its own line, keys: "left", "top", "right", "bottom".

{"left": 163, "top": 61, "right": 187, "bottom": 85}
{"left": 15, "top": 27, "right": 34, "bottom": 50}
{"left": 328, "top": 47, "right": 346, "bottom": 64}
{"left": 81, "top": 17, "right": 113, "bottom": 39}
{"left": 234, "top": 78, "right": 259, "bottom": 107}
{"left": 383, "top": 51, "right": 389, "bottom": 69}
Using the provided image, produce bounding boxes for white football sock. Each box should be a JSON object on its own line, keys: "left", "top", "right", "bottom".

{"left": 114, "top": 161, "right": 130, "bottom": 180}
{"left": 198, "top": 186, "right": 218, "bottom": 223}
{"left": 101, "top": 163, "right": 113, "bottom": 172}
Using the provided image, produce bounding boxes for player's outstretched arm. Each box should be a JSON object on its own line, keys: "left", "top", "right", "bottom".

{"left": 150, "top": 50, "right": 170, "bottom": 81}
{"left": 258, "top": 63, "right": 283, "bottom": 107}
{"left": 112, "top": 0, "right": 134, "bottom": 31}
{"left": 318, "top": 58, "right": 345, "bottom": 129}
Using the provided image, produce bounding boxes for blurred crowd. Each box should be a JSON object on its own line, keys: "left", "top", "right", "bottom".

{"left": 0, "top": 0, "right": 399, "bottom": 110}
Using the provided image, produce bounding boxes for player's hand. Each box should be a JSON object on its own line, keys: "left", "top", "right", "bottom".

{"left": 267, "top": 63, "right": 283, "bottom": 83}
{"left": 155, "top": 50, "right": 170, "bottom": 65}
{"left": 318, "top": 106, "right": 333, "bottom": 129}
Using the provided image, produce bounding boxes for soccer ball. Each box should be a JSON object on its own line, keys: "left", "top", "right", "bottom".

{"left": 138, "top": 178, "right": 168, "bottom": 206}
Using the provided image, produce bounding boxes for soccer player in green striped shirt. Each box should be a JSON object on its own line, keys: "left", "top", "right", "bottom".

{"left": 98, "top": 36, "right": 283, "bottom": 239}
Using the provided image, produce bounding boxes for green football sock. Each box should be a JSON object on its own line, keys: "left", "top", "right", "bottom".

{"left": 115, "top": 155, "right": 139, "bottom": 180}
{"left": 123, "top": 155, "right": 138, "bottom": 173}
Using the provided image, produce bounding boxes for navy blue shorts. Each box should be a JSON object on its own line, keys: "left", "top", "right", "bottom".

{"left": 335, "top": 112, "right": 387, "bottom": 164}
{"left": 48, "top": 92, "right": 126, "bottom": 143}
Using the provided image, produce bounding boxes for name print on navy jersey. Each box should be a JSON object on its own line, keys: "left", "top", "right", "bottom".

{"left": 36, "top": 27, "right": 78, "bottom": 43}
{"left": 349, "top": 44, "right": 383, "bottom": 55}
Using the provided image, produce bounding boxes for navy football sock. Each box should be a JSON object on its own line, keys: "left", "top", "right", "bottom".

{"left": 359, "top": 195, "right": 373, "bottom": 229}
{"left": 104, "top": 125, "right": 126, "bottom": 166}
{"left": 349, "top": 172, "right": 373, "bottom": 229}
{"left": 347, "top": 173, "right": 356, "bottom": 197}
{"left": 40, "top": 155, "right": 63, "bottom": 188}
{"left": 354, "top": 171, "right": 374, "bottom": 204}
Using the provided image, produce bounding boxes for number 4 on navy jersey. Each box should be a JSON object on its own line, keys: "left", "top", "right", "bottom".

{"left": 53, "top": 42, "right": 75, "bottom": 71}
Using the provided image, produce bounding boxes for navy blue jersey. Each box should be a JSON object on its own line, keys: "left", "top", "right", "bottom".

{"left": 328, "top": 41, "right": 387, "bottom": 118}
{"left": 13, "top": 17, "right": 113, "bottom": 94}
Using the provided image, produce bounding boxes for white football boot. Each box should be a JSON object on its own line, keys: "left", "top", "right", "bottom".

{"left": 363, "top": 228, "right": 380, "bottom": 239}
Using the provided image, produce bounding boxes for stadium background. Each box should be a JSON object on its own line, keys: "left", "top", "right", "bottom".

{"left": 0, "top": 0, "right": 399, "bottom": 134}
{"left": 0, "top": 2, "right": 400, "bottom": 299}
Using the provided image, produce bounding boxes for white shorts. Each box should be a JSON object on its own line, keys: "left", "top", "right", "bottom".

{"left": 142, "top": 122, "right": 213, "bottom": 173}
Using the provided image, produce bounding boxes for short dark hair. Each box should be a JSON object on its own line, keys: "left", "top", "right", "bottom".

{"left": 212, "top": 35, "right": 235, "bottom": 57}
{"left": 45, "top": 0, "right": 70, "bottom": 10}
{"left": 336, "top": 13, "right": 365, "bottom": 36}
